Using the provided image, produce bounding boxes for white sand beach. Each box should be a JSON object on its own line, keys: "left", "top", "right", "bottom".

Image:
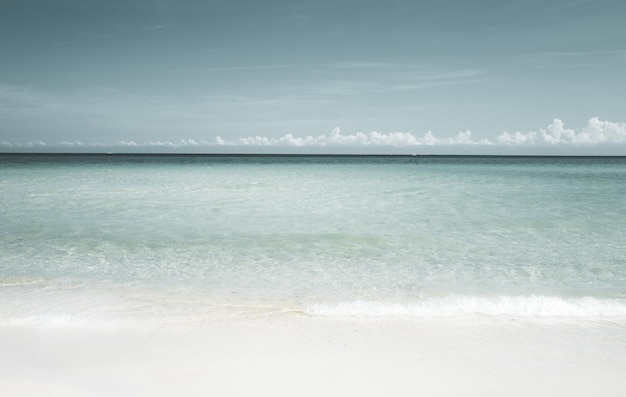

{"left": 2, "top": 314, "right": 625, "bottom": 397}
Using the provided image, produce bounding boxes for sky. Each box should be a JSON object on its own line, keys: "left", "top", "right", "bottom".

{"left": 1, "top": 0, "right": 625, "bottom": 154}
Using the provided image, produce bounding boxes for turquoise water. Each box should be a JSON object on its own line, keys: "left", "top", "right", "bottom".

{"left": 1, "top": 154, "right": 626, "bottom": 323}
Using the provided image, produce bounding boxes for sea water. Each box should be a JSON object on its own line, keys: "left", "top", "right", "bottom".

{"left": 1, "top": 154, "right": 626, "bottom": 326}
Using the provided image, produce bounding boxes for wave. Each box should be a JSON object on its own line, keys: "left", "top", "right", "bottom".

{"left": 305, "top": 295, "right": 626, "bottom": 318}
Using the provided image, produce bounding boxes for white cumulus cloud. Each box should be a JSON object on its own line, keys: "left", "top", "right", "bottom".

{"left": 227, "top": 127, "right": 492, "bottom": 147}
{"left": 2, "top": 118, "right": 625, "bottom": 152}
{"left": 497, "top": 117, "right": 626, "bottom": 145}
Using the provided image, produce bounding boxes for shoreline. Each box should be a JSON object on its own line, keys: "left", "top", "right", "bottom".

{"left": 2, "top": 314, "right": 625, "bottom": 396}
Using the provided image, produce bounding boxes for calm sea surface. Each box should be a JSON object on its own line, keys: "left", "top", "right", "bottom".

{"left": 1, "top": 154, "right": 626, "bottom": 324}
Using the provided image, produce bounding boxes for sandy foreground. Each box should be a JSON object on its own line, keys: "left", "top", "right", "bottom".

{"left": 1, "top": 314, "right": 625, "bottom": 397}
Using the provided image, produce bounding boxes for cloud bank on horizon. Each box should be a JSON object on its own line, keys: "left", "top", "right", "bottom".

{"left": 2, "top": 118, "right": 625, "bottom": 152}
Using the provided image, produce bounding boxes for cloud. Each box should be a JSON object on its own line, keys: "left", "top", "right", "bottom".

{"left": 170, "top": 64, "right": 300, "bottom": 74}
{"left": 497, "top": 118, "right": 626, "bottom": 145}
{"left": 2, "top": 118, "right": 625, "bottom": 151}
{"left": 0, "top": 139, "right": 213, "bottom": 149}
{"left": 231, "top": 128, "right": 491, "bottom": 147}
{"left": 227, "top": 118, "right": 626, "bottom": 148}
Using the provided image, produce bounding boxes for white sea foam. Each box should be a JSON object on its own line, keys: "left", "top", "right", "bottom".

{"left": 306, "top": 296, "right": 626, "bottom": 318}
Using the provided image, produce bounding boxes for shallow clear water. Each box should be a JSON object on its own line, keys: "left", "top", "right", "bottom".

{"left": 1, "top": 154, "right": 626, "bottom": 323}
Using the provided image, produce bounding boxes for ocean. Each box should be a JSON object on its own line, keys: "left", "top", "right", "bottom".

{"left": 1, "top": 154, "right": 626, "bottom": 326}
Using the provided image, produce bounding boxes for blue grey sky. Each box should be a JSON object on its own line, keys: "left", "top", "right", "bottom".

{"left": 1, "top": 0, "right": 625, "bottom": 153}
